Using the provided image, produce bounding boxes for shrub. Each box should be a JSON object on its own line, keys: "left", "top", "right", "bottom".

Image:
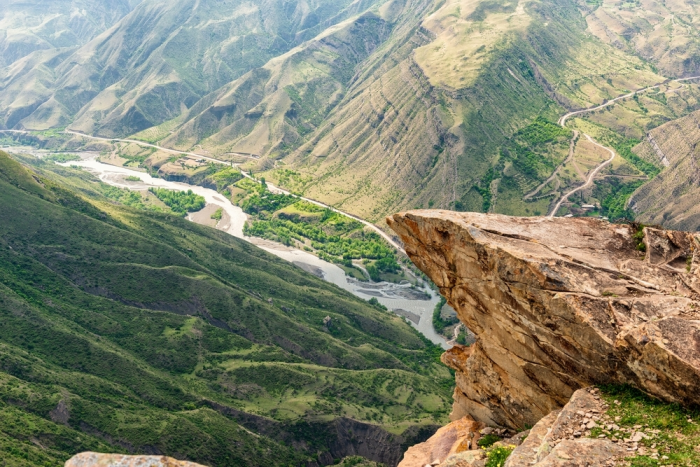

{"left": 44, "top": 153, "right": 80, "bottom": 163}
{"left": 478, "top": 434, "right": 501, "bottom": 448}
{"left": 456, "top": 331, "right": 468, "bottom": 345}
{"left": 149, "top": 188, "right": 205, "bottom": 216}
{"left": 485, "top": 445, "right": 514, "bottom": 467}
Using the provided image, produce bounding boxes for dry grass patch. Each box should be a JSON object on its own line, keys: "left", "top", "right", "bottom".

{"left": 414, "top": 0, "right": 531, "bottom": 89}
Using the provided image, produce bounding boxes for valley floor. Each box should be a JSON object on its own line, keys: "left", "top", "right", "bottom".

{"left": 2, "top": 145, "right": 447, "bottom": 348}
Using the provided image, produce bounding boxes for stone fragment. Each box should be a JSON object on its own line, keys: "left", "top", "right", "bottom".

{"left": 534, "top": 439, "right": 625, "bottom": 466}
{"left": 398, "top": 416, "right": 484, "bottom": 467}
{"left": 439, "top": 451, "right": 487, "bottom": 467}
{"left": 504, "top": 411, "right": 559, "bottom": 467}
{"left": 65, "top": 453, "right": 207, "bottom": 467}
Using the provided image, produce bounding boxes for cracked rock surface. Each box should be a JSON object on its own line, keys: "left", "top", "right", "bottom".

{"left": 388, "top": 211, "right": 700, "bottom": 429}
{"left": 400, "top": 389, "right": 625, "bottom": 467}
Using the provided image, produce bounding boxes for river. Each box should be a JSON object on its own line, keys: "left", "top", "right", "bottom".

{"left": 8, "top": 148, "right": 447, "bottom": 347}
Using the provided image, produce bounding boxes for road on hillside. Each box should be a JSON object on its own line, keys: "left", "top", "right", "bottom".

{"left": 63, "top": 130, "right": 257, "bottom": 162}
{"left": 548, "top": 135, "right": 616, "bottom": 216}
{"left": 2, "top": 128, "right": 405, "bottom": 252}
{"left": 549, "top": 75, "right": 700, "bottom": 217}
{"left": 237, "top": 170, "right": 405, "bottom": 252}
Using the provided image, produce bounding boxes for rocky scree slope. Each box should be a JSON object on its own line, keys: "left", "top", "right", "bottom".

{"left": 388, "top": 211, "right": 700, "bottom": 431}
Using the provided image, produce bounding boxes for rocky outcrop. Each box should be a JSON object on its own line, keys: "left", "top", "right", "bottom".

{"left": 65, "top": 453, "right": 207, "bottom": 467}
{"left": 401, "top": 389, "right": 625, "bottom": 467}
{"left": 398, "top": 416, "right": 485, "bottom": 467}
{"left": 387, "top": 211, "right": 700, "bottom": 430}
{"left": 504, "top": 388, "right": 624, "bottom": 467}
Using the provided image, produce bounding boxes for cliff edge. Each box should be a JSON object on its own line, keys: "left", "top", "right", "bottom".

{"left": 387, "top": 211, "right": 700, "bottom": 430}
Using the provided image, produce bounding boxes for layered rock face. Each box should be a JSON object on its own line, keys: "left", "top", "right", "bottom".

{"left": 387, "top": 211, "right": 700, "bottom": 430}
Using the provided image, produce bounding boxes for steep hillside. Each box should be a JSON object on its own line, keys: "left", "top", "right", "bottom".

{"left": 158, "top": 9, "right": 396, "bottom": 159}
{"left": 627, "top": 108, "right": 700, "bottom": 230}
{"left": 270, "top": 0, "right": 663, "bottom": 221}
{"left": 0, "top": 151, "right": 451, "bottom": 467}
{"left": 5, "top": 0, "right": 700, "bottom": 224}
{"left": 582, "top": 0, "right": 700, "bottom": 79}
{"left": 0, "top": 0, "right": 384, "bottom": 135}
{"left": 0, "top": 0, "right": 141, "bottom": 68}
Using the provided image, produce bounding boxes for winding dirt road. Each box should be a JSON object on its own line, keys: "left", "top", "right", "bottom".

{"left": 63, "top": 130, "right": 257, "bottom": 162}
{"left": 548, "top": 135, "right": 616, "bottom": 216}
{"left": 8, "top": 75, "right": 700, "bottom": 223}
{"left": 525, "top": 130, "right": 579, "bottom": 200}
{"left": 548, "top": 75, "right": 700, "bottom": 217}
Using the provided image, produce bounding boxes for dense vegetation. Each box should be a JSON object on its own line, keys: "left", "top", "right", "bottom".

{"left": 471, "top": 118, "right": 572, "bottom": 214}
{"left": 502, "top": 119, "right": 572, "bottom": 183}
{"left": 0, "top": 152, "right": 452, "bottom": 466}
{"left": 593, "top": 178, "right": 644, "bottom": 221}
{"left": 432, "top": 298, "right": 459, "bottom": 339}
{"left": 148, "top": 188, "right": 206, "bottom": 216}
{"left": 236, "top": 178, "right": 402, "bottom": 283}
{"left": 43, "top": 153, "right": 81, "bottom": 163}
{"left": 102, "top": 186, "right": 157, "bottom": 211}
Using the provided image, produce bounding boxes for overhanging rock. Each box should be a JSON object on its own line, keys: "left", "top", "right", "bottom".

{"left": 388, "top": 211, "right": 700, "bottom": 429}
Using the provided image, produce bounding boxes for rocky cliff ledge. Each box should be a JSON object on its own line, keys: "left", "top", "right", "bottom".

{"left": 387, "top": 211, "right": 700, "bottom": 430}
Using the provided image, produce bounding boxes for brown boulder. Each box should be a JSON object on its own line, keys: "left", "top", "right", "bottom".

{"left": 407, "top": 389, "right": 623, "bottom": 467}
{"left": 65, "top": 453, "right": 207, "bottom": 467}
{"left": 388, "top": 211, "right": 700, "bottom": 429}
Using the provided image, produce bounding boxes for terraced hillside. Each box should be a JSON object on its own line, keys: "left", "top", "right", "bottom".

{"left": 0, "top": 151, "right": 451, "bottom": 467}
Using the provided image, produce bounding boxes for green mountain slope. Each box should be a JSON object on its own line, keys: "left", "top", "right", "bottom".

{"left": 0, "top": 151, "right": 451, "bottom": 466}
{"left": 158, "top": 10, "right": 396, "bottom": 159}
{"left": 259, "top": 0, "right": 658, "bottom": 220}
{"left": 4, "top": 0, "right": 700, "bottom": 226}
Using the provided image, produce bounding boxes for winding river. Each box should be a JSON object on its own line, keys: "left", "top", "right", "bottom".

{"left": 16, "top": 151, "right": 447, "bottom": 347}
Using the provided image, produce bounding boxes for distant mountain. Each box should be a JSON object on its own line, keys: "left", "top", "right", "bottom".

{"left": 0, "top": 0, "right": 142, "bottom": 67}
{"left": 3, "top": 0, "right": 700, "bottom": 225}
{"left": 0, "top": 151, "right": 450, "bottom": 466}
{"left": 0, "top": 0, "right": 381, "bottom": 134}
